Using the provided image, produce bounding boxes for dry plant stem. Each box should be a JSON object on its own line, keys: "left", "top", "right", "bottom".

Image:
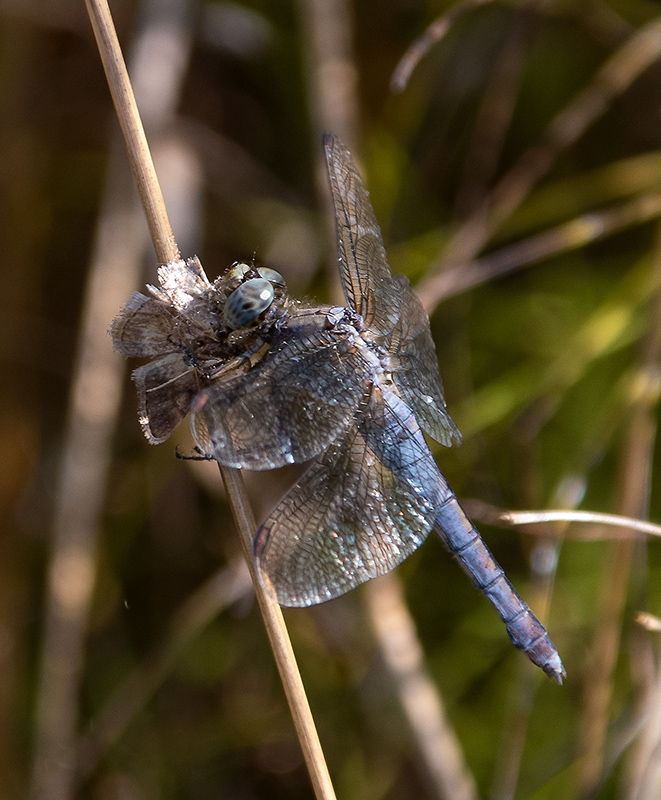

{"left": 576, "top": 222, "right": 661, "bottom": 797}
{"left": 503, "top": 511, "right": 661, "bottom": 540}
{"left": 365, "top": 575, "right": 478, "bottom": 800}
{"left": 219, "top": 466, "right": 337, "bottom": 800}
{"left": 390, "top": 0, "right": 494, "bottom": 92}
{"left": 85, "top": 0, "right": 180, "bottom": 262}
{"left": 636, "top": 613, "right": 661, "bottom": 633}
{"left": 85, "top": 2, "right": 336, "bottom": 797}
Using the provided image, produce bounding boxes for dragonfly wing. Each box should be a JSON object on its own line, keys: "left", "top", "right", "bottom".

{"left": 132, "top": 353, "right": 199, "bottom": 443}
{"left": 190, "top": 328, "right": 371, "bottom": 469}
{"left": 111, "top": 292, "right": 178, "bottom": 357}
{"left": 434, "top": 500, "right": 565, "bottom": 683}
{"left": 254, "top": 387, "right": 446, "bottom": 606}
{"left": 387, "top": 276, "right": 461, "bottom": 447}
{"left": 324, "top": 133, "right": 404, "bottom": 335}
{"left": 324, "top": 135, "right": 459, "bottom": 445}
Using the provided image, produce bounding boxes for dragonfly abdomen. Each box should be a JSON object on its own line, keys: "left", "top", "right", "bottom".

{"left": 434, "top": 497, "right": 565, "bottom": 684}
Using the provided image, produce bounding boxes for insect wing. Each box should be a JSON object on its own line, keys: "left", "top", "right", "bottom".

{"left": 133, "top": 353, "right": 199, "bottom": 443}
{"left": 254, "top": 387, "right": 449, "bottom": 606}
{"left": 324, "top": 134, "right": 404, "bottom": 335}
{"left": 111, "top": 292, "right": 178, "bottom": 357}
{"left": 386, "top": 277, "right": 461, "bottom": 447}
{"left": 190, "top": 327, "right": 371, "bottom": 469}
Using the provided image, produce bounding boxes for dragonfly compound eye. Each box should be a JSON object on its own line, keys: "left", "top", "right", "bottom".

{"left": 257, "top": 267, "right": 285, "bottom": 286}
{"left": 223, "top": 278, "right": 275, "bottom": 329}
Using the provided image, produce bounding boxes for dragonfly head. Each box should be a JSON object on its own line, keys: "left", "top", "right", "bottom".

{"left": 220, "top": 262, "right": 287, "bottom": 330}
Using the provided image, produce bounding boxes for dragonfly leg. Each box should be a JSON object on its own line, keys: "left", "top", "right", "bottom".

{"left": 434, "top": 497, "right": 565, "bottom": 684}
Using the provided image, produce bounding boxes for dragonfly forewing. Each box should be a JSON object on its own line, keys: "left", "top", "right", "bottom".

{"left": 324, "top": 133, "right": 404, "bottom": 335}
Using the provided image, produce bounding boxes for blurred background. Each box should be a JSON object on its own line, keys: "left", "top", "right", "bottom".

{"left": 4, "top": 0, "right": 661, "bottom": 797}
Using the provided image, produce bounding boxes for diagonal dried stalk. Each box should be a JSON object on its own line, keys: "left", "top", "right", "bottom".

{"left": 390, "top": 0, "right": 495, "bottom": 93}
{"left": 83, "top": 1, "right": 336, "bottom": 798}
{"left": 365, "top": 574, "right": 479, "bottom": 800}
{"left": 467, "top": 502, "right": 661, "bottom": 541}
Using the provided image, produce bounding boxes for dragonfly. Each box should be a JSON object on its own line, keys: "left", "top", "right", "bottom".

{"left": 111, "top": 133, "right": 565, "bottom": 684}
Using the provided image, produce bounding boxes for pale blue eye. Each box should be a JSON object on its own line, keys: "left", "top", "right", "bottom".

{"left": 257, "top": 267, "right": 285, "bottom": 285}
{"left": 223, "top": 278, "right": 275, "bottom": 329}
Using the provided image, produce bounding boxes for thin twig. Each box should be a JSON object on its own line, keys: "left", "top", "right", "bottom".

{"left": 502, "top": 510, "right": 661, "bottom": 540}
{"left": 85, "top": 0, "right": 179, "bottom": 262}
{"left": 390, "top": 0, "right": 495, "bottom": 92}
{"left": 84, "top": 1, "right": 336, "bottom": 798}
{"left": 635, "top": 612, "right": 661, "bottom": 633}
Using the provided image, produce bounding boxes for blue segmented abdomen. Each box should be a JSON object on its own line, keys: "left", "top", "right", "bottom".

{"left": 434, "top": 497, "right": 565, "bottom": 684}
